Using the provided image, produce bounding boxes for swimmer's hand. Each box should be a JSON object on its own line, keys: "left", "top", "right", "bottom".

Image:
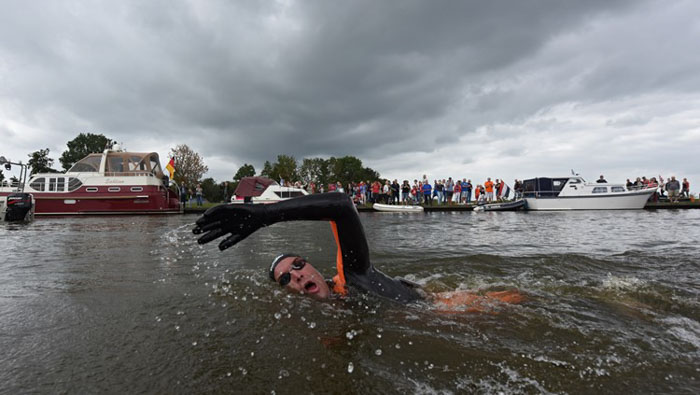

{"left": 192, "top": 204, "right": 267, "bottom": 250}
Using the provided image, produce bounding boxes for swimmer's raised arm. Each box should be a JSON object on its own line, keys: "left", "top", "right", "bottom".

{"left": 193, "top": 193, "right": 370, "bottom": 271}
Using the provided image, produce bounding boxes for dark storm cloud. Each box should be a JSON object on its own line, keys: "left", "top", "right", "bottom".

{"left": 1, "top": 0, "right": 699, "bottom": 186}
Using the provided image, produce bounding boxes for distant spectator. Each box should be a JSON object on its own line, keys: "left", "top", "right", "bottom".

{"left": 445, "top": 177, "right": 454, "bottom": 205}
{"left": 666, "top": 176, "right": 681, "bottom": 203}
{"left": 391, "top": 179, "right": 400, "bottom": 205}
{"left": 514, "top": 179, "right": 522, "bottom": 199}
{"left": 401, "top": 180, "right": 410, "bottom": 205}
{"left": 681, "top": 178, "right": 690, "bottom": 198}
{"left": 484, "top": 178, "right": 494, "bottom": 202}
{"left": 422, "top": 181, "right": 432, "bottom": 205}
{"left": 195, "top": 184, "right": 203, "bottom": 206}
{"left": 453, "top": 181, "right": 462, "bottom": 205}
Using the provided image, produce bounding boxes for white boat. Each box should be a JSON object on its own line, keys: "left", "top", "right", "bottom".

{"left": 0, "top": 144, "right": 181, "bottom": 215}
{"left": 373, "top": 203, "right": 424, "bottom": 213}
{"left": 230, "top": 177, "right": 308, "bottom": 204}
{"left": 522, "top": 176, "right": 656, "bottom": 210}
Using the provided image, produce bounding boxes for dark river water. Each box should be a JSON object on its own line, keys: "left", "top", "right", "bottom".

{"left": 1, "top": 209, "right": 699, "bottom": 394}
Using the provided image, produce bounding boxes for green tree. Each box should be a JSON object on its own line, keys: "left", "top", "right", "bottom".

{"left": 326, "top": 156, "right": 380, "bottom": 186}
{"left": 59, "top": 133, "right": 112, "bottom": 170}
{"left": 270, "top": 155, "right": 298, "bottom": 184}
{"left": 260, "top": 161, "right": 273, "bottom": 178}
{"left": 27, "top": 148, "right": 58, "bottom": 175}
{"left": 169, "top": 144, "right": 208, "bottom": 189}
{"left": 299, "top": 157, "right": 330, "bottom": 186}
{"left": 233, "top": 163, "right": 256, "bottom": 183}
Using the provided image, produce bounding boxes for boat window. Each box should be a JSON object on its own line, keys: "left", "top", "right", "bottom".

{"left": 67, "top": 177, "right": 83, "bottom": 192}
{"left": 553, "top": 180, "right": 563, "bottom": 187}
{"left": 108, "top": 157, "right": 124, "bottom": 173}
{"left": 68, "top": 155, "right": 102, "bottom": 172}
{"left": 611, "top": 186, "right": 625, "bottom": 192}
{"left": 48, "top": 178, "right": 57, "bottom": 192}
{"left": 569, "top": 178, "right": 582, "bottom": 184}
{"left": 149, "top": 155, "right": 162, "bottom": 175}
{"left": 57, "top": 178, "right": 65, "bottom": 192}
{"left": 131, "top": 187, "right": 143, "bottom": 192}
{"left": 30, "top": 177, "right": 46, "bottom": 191}
{"left": 274, "top": 191, "right": 306, "bottom": 198}
{"left": 592, "top": 187, "right": 608, "bottom": 194}
{"left": 129, "top": 156, "right": 147, "bottom": 171}
{"left": 108, "top": 187, "right": 121, "bottom": 192}
{"left": 86, "top": 187, "right": 98, "bottom": 192}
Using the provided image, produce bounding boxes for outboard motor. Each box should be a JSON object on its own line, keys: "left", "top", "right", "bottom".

{"left": 3, "top": 193, "right": 34, "bottom": 222}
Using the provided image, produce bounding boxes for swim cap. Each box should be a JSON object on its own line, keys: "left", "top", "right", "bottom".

{"left": 269, "top": 253, "right": 301, "bottom": 281}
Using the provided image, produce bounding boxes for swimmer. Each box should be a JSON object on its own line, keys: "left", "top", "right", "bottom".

{"left": 193, "top": 193, "right": 523, "bottom": 310}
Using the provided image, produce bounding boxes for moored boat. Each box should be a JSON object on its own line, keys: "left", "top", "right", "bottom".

{"left": 0, "top": 144, "right": 181, "bottom": 215}
{"left": 522, "top": 176, "right": 656, "bottom": 210}
{"left": 473, "top": 199, "right": 526, "bottom": 212}
{"left": 373, "top": 203, "right": 424, "bottom": 213}
{"left": 230, "top": 176, "right": 308, "bottom": 204}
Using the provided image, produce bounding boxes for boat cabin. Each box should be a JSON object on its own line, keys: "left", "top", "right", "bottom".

{"left": 523, "top": 177, "right": 629, "bottom": 198}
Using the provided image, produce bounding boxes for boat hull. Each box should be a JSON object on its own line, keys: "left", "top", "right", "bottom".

{"left": 474, "top": 199, "right": 525, "bottom": 212}
{"left": 373, "top": 203, "right": 424, "bottom": 213}
{"left": 525, "top": 189, "right": 655, "bottom": 210}
{"left": 0, "top": 185, "right": 180, "bottom": 215}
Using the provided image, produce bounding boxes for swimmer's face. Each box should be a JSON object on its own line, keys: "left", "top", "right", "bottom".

{"left": 273, "top": 257, "right": 331, "bottom": 299}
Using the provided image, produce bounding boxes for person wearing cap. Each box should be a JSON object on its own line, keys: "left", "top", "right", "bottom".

{"left": 193, "top": 193, "right": 522, "bottom": 308}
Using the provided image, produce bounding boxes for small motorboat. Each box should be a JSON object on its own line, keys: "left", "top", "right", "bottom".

{"left": 473, "top": 199, "right": 526, "bottom": 212}
{"left": 522, "top": 175, "right": 656, "bottom": 210}
{"left": 230, "top": 176, "right": 308, "bottom": 204}
{"left": 373, "top": 203, "right": 424, "bottom": 213}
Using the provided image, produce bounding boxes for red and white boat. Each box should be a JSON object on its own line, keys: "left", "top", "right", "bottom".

{"left": 0, "top": 144, "right": 181, "bottom": 215}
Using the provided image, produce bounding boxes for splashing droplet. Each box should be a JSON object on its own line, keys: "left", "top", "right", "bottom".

{"left": 347, "top": 362, "right": 354, "bottom": 374}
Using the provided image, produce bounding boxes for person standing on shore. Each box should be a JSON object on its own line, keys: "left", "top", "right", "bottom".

{"left": 195, "top": 184, "right": 203, "bottom": 206}
{"left": 484, "top": 178, "right": 494, "bottom": 202}
{"left": 453, "top": 181, "right": 462, "bottom": 205}
{"left": 681, "top": 178, "right": 690, "bottom": 198}
{"left": 422, "top": 181, "right": 432, "bottom": 206}
{"left": 666, "top": 176, "right": 681, "bottom": 203}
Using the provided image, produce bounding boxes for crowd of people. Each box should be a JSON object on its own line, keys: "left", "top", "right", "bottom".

{"left": 297, "top": 176, "right": 529, "bottom": 206}
{"left": 624, "top": 175, "right": 690, "bottom": 203}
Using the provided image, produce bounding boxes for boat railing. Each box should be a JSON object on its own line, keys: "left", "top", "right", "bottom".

{"left": 103, "top": 171, "right": 157, "bottom": 177}
{"left": 0, "top": 180, "right": 23, "bottom": 190}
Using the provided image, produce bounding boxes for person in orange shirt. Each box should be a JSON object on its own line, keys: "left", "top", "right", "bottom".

{"left": 484, "top": 178, "right": 495, "bottom": 202}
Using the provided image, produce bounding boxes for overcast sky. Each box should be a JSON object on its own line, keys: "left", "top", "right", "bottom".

{"left": 1, "top": 0, "right": 698, "bottom": 190}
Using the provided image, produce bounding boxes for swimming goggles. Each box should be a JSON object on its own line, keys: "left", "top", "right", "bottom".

{"left": 277, "top": 257, "right": 307, "bottom": 287}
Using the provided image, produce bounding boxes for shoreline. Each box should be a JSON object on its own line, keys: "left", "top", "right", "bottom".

{"left": 183, "top": 200, "right": 700, "bottom": 214}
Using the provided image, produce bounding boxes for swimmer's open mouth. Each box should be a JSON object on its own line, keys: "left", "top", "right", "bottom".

{"left": 304, "top": 281, "right": 318, "bottom": 293}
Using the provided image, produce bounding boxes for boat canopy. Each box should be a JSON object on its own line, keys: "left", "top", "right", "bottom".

{"left": 522, "top": 177, "right": 571, "bottom": 197}
{"left": 68, "top": 151, "right": 164, "bottom": 177}
{"left": 233, "top": 177, "right": 277, "bottom": 197}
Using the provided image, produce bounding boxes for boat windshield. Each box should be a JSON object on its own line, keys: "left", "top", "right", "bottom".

{"left": 68, "top": 154, "right": 102, "bottom": 172}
